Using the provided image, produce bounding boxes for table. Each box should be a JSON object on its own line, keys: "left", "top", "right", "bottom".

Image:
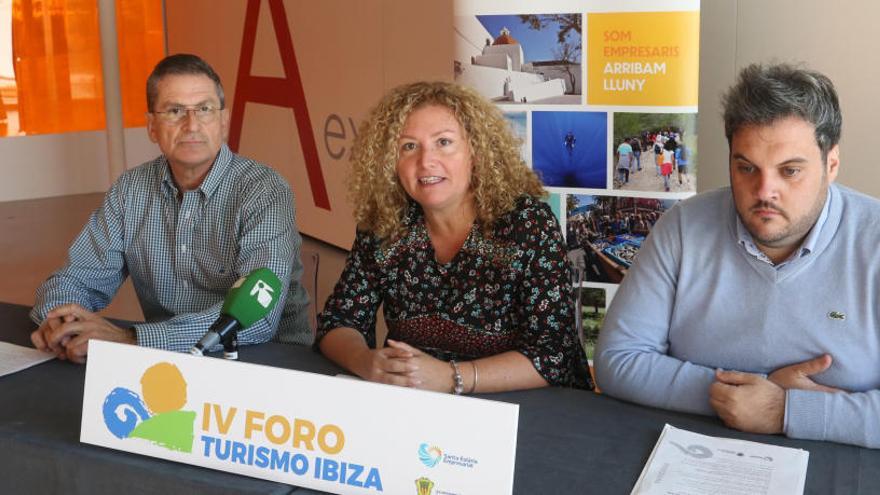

{"left": 2, "top": 303, "right": 878, "bottom": 494}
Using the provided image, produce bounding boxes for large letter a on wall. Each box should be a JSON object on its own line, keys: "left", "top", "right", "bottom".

{"left": 229, "top": 0, "right": 331, "bottom": 210}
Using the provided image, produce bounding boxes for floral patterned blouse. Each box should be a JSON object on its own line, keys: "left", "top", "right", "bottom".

{"left": 316, "top": 196, "right": 591, "bottom": 388}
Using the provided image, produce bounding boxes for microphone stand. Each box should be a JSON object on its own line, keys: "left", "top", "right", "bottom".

{"left": 221, "top": 332, "right": 239, "bottom": 361}
{"left": 190, "top": 315, "right": 240, "bottom": 358}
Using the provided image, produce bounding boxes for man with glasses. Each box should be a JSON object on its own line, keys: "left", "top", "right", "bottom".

{"left": 29, "top": 54, "right": 311, "bottom": 362}
{"left": 595, "top": 63, "right": 880, "bottom": 448}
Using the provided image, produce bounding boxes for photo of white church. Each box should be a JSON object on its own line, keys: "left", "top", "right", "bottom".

{"left": 454, "top": 14, "right": 582, "bottom": 105}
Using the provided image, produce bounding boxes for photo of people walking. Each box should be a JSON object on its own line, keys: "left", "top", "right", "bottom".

{"left": 612, "top": 112, "right": 697, "bottom": 193}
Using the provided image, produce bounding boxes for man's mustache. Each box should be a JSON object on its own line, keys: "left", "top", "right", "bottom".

{"left": 749, "top": 201, "right": 788, "bottom": 219}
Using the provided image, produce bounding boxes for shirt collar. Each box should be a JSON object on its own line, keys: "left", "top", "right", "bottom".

{"left": 735, "top": 188, "right": 832, "bottom": 267}
{"left": 159, "top": 143, "right": 232, "bottom": 199}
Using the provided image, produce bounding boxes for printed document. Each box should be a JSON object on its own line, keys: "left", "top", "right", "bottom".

{"left": 0, "top": 341, "right": 54, "bottom": 377}
{"left": 632, "top": 424, "right": 808, "bottom": 495}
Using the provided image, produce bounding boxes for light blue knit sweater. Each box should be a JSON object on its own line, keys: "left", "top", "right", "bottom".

{"left": 595, "top": 184, "right": 880, "bottom": 448}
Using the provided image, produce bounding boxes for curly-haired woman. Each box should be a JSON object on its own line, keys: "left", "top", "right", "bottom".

{"left": 316, "top": 81, "right": 591, "bottom": 394}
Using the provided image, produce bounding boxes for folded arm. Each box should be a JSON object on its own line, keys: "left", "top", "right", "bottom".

{"left": 594, "top": 207, "right": 717, "bottom": 414}
{"left": 776, "top": 356, "right": 880, "bottom": 448}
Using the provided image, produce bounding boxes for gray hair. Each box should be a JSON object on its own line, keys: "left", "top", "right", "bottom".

{"left": 146, "top": 53, "right": 225, "bottom": 112}
{"left": 722, "top": 63, "right": 841, "bottom": 159}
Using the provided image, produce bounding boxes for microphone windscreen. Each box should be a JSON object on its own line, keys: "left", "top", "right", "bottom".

{"left": 222, "top": 268, "right": 283, "bottom": 328}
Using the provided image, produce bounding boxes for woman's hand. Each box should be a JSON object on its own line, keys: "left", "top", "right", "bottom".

{"left": 352, "top": 344, "right": 423, "bottom": 387}
{"left": 319, "top": 328, "right": 456, "bottom": 391}
{"left": 385, "top": 339, "right": 456, "bottom": 393}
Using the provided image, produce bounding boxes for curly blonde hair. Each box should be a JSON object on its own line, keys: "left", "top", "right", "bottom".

{"left": 349, "top": 81, "right": 545, "bottom": 242}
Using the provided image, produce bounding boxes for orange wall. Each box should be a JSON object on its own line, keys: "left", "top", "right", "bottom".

{"left": 165, "top": 0, "right": 453, "bottom": 249}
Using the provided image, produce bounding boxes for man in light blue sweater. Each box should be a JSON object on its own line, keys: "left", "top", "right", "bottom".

{"left": 595, "top": 63, "right": 880, "bottom": 449}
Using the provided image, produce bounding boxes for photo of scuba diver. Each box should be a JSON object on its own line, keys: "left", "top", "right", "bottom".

{"left": 532, "top": 111, "right": 606, "bottom": 189}
{"left": 564, "top": 131, "right": 576, "bottom": 156}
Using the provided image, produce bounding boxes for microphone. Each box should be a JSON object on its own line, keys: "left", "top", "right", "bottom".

{"left": 190, "top": 268, "right": 282, "bottom": 356}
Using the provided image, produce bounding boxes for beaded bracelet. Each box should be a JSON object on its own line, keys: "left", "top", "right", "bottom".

{"left": 450, "top": 360, "right": 464, "bottom": 395}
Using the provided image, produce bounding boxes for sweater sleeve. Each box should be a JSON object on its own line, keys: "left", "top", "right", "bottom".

{"left": 594, "top": 204, "right": 717, "bottom": 415}
{"left": 785, "top": 388, "right": 880, "bottom": 448}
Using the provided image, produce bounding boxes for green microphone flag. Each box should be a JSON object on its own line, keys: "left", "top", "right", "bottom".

{"left": 222, "top": 267, "right": 283, "bottom": 327}
{"left": 190, "top": 267, "right": 283, "bottom": 356}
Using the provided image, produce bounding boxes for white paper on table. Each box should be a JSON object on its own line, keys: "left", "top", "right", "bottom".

{"left": 632, "top": 424, "right": 809, "bottom": 495}
{"left": 0, "top": 341, "right": 54, "bottom": 377}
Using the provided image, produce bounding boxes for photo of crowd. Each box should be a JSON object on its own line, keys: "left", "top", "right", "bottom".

{"left": 566, "top": 194, "right": 676, "bottom": 283}
{"left": 612, "top": 112, "right": 697, "bottom": 193}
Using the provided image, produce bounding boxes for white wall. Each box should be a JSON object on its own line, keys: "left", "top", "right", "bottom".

{"left": 0, "top": 128, "right": 160, "bottom": 202}
{"left": 698, "top": 1, "right": 880, "bottom": 199}
{"left": 0, "top": 132, "right": 111, "bottom": 200}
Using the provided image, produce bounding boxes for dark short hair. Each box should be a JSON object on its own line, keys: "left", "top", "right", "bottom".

{"left": 722, "top": 63, "right": 841, "bottom": 159}
{"left": 146, "top": 54, "right": 225, "bottom": 112}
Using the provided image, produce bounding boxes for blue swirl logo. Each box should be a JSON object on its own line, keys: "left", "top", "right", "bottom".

{"left": 103, "top": 387, "right": 150, "bottom": 438}
{"left": 418, "top": 443, "right": 442, "bottom": 468}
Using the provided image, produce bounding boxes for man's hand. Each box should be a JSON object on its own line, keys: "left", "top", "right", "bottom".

{"left": 41, "top": 304, "right": 136, "bottom": 364}
{"left": 31, "top": 313, "right": 79, "bottom": 359}
{"left": 32, "top": 316, "right": 64, "bottom": 358}
{"left": 769, "top": 354, "right": 843, "bottom": 393}
{"left": 709, "top": 370, "right": 785, "bottom": 434}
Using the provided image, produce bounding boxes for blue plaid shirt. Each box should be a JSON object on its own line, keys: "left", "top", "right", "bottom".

{"left": 31, "top": 144, "right": 312, "bottom": 351}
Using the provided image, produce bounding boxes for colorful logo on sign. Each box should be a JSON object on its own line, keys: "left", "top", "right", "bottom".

{"left": 415, "top": 477, "right": 435, "bottom": 495}
{"left": 418, "top": 443, "right": 442, "bottom": 468}
{"left": 102, "top": 362, "right": 196, "bottom": 452}
{"left": 417, "top": 442, "right": 479, "bottom": 470}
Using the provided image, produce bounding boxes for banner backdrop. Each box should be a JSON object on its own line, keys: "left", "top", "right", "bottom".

{"left": 165, "top": 0, "right": 453, "bottom": 249}
{"left": 454, "top": 0, "right": 700, "bottom": 362}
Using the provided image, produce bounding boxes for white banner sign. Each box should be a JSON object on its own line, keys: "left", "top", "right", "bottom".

{"left": 81, "top": 341, "right": 519, "bottom": 495}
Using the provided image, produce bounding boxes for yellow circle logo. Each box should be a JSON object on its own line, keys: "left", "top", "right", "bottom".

{"left": 140, "top": 362, "right": 187, "bottom": 414}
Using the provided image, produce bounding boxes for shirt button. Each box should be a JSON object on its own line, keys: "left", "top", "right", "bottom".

{"left": 182, "top": 280, "right": 188, "bottom": 288}
{"left": 184, "top": 210, "right": 191, "bottom": 219}
{"left": 181, "top": 244, "right": 187, "bottom": 253}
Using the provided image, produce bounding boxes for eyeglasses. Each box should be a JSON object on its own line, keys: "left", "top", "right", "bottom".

{"left": 151, "top": 104, "right": 221, "bottom": 124}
